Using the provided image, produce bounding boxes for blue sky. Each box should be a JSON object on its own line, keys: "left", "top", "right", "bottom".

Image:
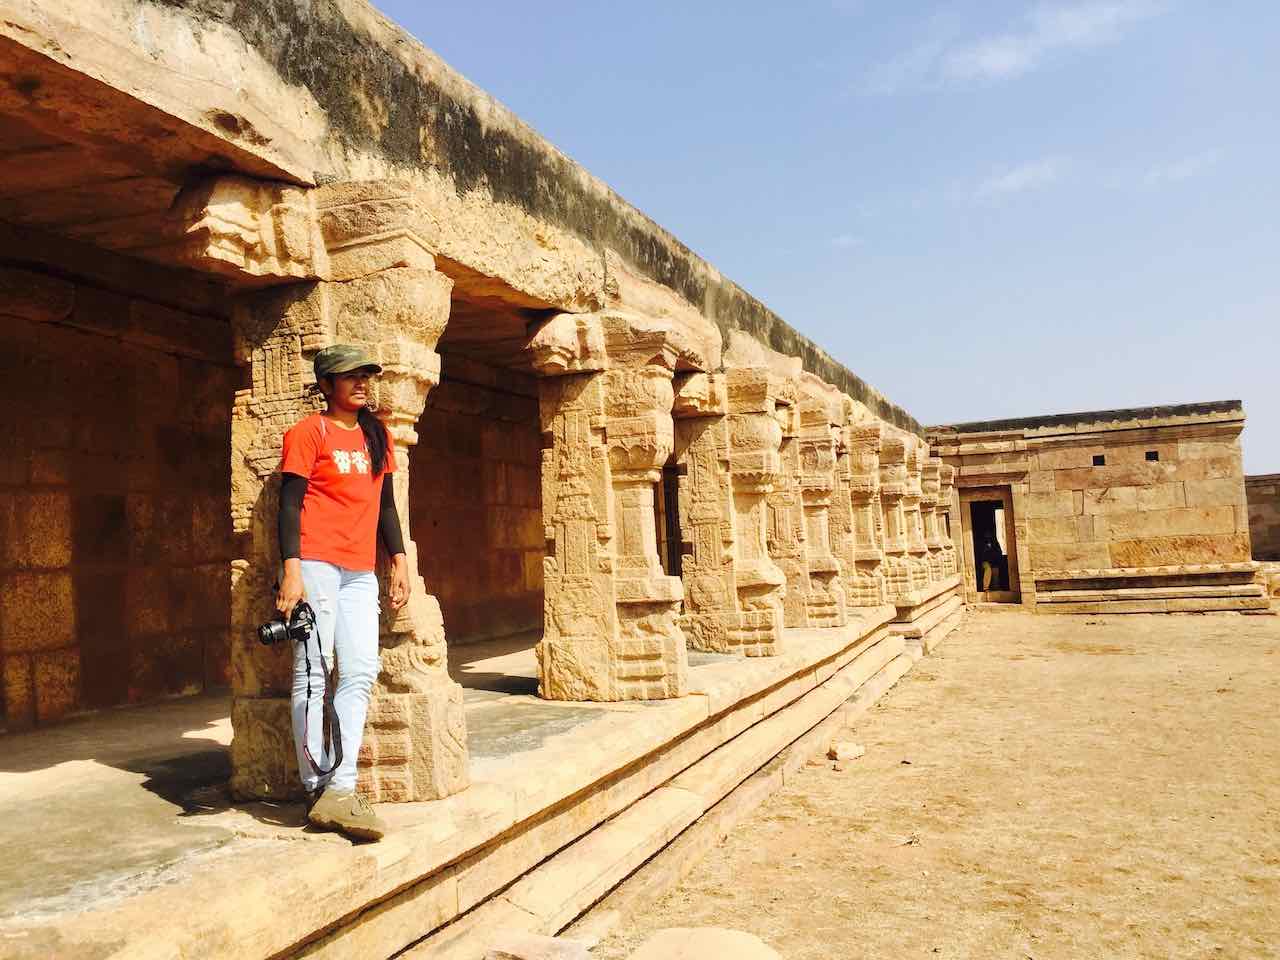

{"left": 379, "top": 1, "right": 1279, "bottom": 473}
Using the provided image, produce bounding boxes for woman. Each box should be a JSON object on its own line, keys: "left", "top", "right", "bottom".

{"left": 276, "top": 343, "right": 409, "bottom": 841}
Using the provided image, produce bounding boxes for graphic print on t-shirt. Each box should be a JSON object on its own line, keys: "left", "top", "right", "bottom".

{"left": 333, "top": 449, "right": 370, "bottom": 474}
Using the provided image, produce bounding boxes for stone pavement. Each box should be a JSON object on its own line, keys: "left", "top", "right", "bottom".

{"left": 590, "top": 609, "right": 1280, "bottom": 959}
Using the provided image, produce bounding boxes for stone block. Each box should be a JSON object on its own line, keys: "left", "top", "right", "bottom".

{"left": 1136, "top": 483, "right": 1185, "bottom": 512}
{"left": 126, "top": 567, "right": 171, "bottom": 636}
{"left": 1082, "top": 486, "right": 1138, "bottom": 515}
{"left": 229, "top": 695, "right": 303, "bottom": 800}
{"left": 1028, "top": 541, "right": 1110, "bottom": 571}
{"left": 1107, "top": 533, "right": 1251, "bottom": 568}
{"left": 629, "top": 928, "right": 782, "bottom": 960}
{"left": 1024, "top": 491, "right": 1077, "bottom": 518}
{"left": 1028, "top": 516, "right": 1094, "bottom": 544}
{"left": 1035, "top": 445, "right": 1103, "bottom": 471}
{"left": 0, "top": 267, "right": 74, "bottom": 323}
{"left": 3, "top": 654, "right": 34, "bottom": 727}
{"left": 34, "top": 647, "right": 80, "bottom": 722}
{"left": 1056, "top": 461, "right": 1174, "bottom": 490}
{"left": 1028, "top": 470, "right": 1058, "bottom": 494}
{"left": 2, "top": 491, "right": 72, "bottom": 568}
{"left": 1183, "top": 478, "right": 1245, "bottom": 509}
{"left": 0, "top": 571, "right": 76, "bottom": 652}
{"left": 1095, "top": 506, "right": 1237, "bottom": 541}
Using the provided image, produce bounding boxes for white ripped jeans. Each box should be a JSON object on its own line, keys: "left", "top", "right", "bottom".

{"left": 291, "top": 560, "right": 381, "bottom": 794}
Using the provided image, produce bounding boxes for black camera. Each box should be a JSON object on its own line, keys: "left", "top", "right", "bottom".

{"left": 258, "top": 600, "right": 317, "bottom": 646}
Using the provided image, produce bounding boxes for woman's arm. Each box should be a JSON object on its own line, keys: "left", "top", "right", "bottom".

{"left": 378, "top": 475, "right": 410, "bottom": 609}
{"left": 277, "top": 473, "right": 308, "bottom": 616}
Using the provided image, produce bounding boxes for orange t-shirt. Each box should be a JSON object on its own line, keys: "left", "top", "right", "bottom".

{"left": 281, "top": 413, "right": 397, "bottom": 571}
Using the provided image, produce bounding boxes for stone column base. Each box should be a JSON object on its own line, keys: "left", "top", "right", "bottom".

{"left": 229, "top": 696, "right": 301, "bottom": 801}
{"left": 358, "top": 675, "right": 470, "bottom": 802}
{"left": 227, "top": 676, "right": 470, "bottom": 803}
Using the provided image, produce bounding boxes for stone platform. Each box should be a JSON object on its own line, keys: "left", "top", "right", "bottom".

{"left": 0, "top": 605, "right": 964, "bottom": 960}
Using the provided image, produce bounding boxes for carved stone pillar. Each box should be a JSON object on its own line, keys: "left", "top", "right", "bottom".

{"left": 921, "top": 457, "right": 945, "bottom": 581}
{"left": 939, "top": 463, "right": 959, "bottom": 577}
{"left": 218, "top": 179, "right": 469, "bottom": 802}
{"left": 672, "top": 374, "right": 740, "bottom": 654}
{"left": 879, "top": 435, "right": 911, "bottom": 600}
{"left": 797, "top": 391, "right": 847, "bottom": 627}
{"left": 724, "top": 368, "right": 788, "bottom": 654}
{"left": 902, "top": 440, "right": 932, "bottom": 591}
{"left": 766, "top": 390, "right": 811, "bottom": 628}
{"left": 829, "top": 398, "right": 860, "bottom": 610}
{"left": 532, "top": 312, "right": 688, "bottom": 699}
{"left": 844, "top": 423, "right": 887, "bottom": 605}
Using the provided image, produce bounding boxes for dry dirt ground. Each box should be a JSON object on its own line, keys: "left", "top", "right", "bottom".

{"left": 592, "top": 609, "right": 1280, "bottom": 960}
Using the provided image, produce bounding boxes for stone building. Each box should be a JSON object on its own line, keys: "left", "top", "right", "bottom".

{"left": 927, "top": 402, "right": 1269, "bottom": 613}
{"left": 0, "top": 0, "right": 959, "bottom": 792}
{"left": 1246, "top": 474, "right": 1280, "bottom": 561}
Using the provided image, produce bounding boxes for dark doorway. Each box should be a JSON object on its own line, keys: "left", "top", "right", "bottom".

{"left": 969, "top": 500, "right": 1010, "bottom": 593}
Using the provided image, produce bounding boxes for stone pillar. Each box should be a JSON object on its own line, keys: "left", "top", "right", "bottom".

{"left": 844, "top": 423, "right": 887, "bottom": 606}
{"left": 879, "top": 434, "right": 911, "bottom": 600}
{"left": 724, "top": 368, "right": 788, "bottom": 654}
{"left": 672, "top": 373, "right": 740, "bottom": 654}
{"left": 766, "top": 390, "right": 810, "bottom": 628}
{"left": 797, "top": 389, "right": 847, "bottom": 627}
{"left": 532, "top": 312, "right": 688, "bottom": 699}
{"left": 219, "top": 179, "right": 468, "bottom": 802}
{"left": 902, "top": 439, "right": 932, "bottom": 591}
{"left": 921, "top": 456, "right": 945, "bottom": 581}
{"left": 939, "top": 464, "right": 959, "bottom": 577}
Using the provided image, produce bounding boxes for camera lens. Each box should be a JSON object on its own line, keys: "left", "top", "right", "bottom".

{"left": 257, "top": 620, "right": 287, "bottom": 646}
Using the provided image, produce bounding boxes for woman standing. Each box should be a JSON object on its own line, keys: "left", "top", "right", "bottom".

{"left": 276, "top": 344, "right": 409, "bottom": 841}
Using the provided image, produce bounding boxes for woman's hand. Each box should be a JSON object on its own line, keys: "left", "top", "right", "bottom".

{"left": 388, "top": 554, "right": 410, "bottom": 610}
{"left": 277, "top": 559, "right": 305, "bottom": 617}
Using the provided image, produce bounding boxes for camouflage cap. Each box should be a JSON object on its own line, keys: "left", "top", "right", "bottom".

{"left": 313, "top": 344, "right": 382, "bottom": 379}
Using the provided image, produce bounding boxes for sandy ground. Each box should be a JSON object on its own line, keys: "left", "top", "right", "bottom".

{"left": 592, "top": 610, "right": 1280, "bottom": 960}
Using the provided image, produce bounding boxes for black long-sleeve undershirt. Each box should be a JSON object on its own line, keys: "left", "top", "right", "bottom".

{"left": 279, "top": 472, "right": 406, "bottom": 561}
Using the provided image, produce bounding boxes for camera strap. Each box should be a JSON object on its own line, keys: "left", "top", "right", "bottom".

{"left": 301, "top": 633, "right": 343, "bottom": 782}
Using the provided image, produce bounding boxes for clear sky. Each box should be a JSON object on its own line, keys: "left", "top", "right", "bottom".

{"left": 377, "top": 1, "right": 1279, "bottom": 473}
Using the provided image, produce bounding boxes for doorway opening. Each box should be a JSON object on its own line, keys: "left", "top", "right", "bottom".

{"left": 960, "top": 487, "right": 1021, "bottom": 603}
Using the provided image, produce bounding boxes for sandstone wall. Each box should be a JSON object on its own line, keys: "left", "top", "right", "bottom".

{"left": 1022, "top": 437, "right": 1250, "bottom": 572}
{"left": 410, "top": 357, "right": 543, "bottom": 644}
{"left": 1246, "top": 474, "right": 1280, "bottom": 561}
{"left": 0, "top": 259, "right": 236, "bottom": 729}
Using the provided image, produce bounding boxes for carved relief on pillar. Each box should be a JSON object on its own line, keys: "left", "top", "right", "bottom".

{"left": 901, "top": 439, "right": 932, "bottom": 591}
{"left": 796, "top": 382, "right": 847, "bottom": 628}
{"left": 938, "top": 463, "right": 959, "bottom": 576}
{"left": 724, "top": 368, "right": 788, "bottom": 654}
{"left": 531, "top": 311, "right": 689, "bottom": 699}
{"left": 921, "top": 457, "right": 945, "bottom": 581}
{"left": 223, "top": 180, "right": 469, "bottom": 802}
{"left": 843, "top": 422, "right": 887, "bottom": 606}
{"left": 764, "top": 384, "right": 812, "bottom": 629}
{"left": 879, "top": 434, "right": 911, "bottom": 600}
{"left": 672, "top": 373, "right": 736, "bottom": 654}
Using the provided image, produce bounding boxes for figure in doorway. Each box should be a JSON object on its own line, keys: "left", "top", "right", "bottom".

{"left": 978, "top": 528, "right": 1004, "bottom": 592}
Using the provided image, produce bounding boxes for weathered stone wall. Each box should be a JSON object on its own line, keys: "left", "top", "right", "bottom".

{"left": 1246, "top": 474, "right": 1280, "bottom": 561}
{"left": 410, "top": 357, "right": 543, "bottom": 644}
{"left": 930, "top": 405, "right": 1257, "bottom": 609}
{"left": 0, "top": 260, "right": 235, "bottom": 729}
{"left": 1021, "top": 437, "right": 1250, "bottom": 572}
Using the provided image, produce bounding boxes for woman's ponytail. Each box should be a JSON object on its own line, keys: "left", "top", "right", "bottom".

{"left": 357, "top": 407, "right": 389, "bottom": 475}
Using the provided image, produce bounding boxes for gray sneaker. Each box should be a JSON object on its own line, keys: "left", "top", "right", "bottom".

{"left": 307, "top": 788, "right": 386, "bottom": 841}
